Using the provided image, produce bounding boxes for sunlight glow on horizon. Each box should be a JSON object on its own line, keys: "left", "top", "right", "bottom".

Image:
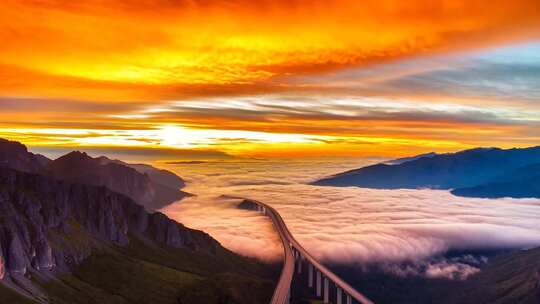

{"left": 0, "top": 1, "right": 539, "bottom": 158}
{"left": 0, "top": 122, "right": 527, "bottom": 159}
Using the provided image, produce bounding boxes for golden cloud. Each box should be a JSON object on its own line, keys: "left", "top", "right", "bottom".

{"left": 1, "top": 0, "right": 540, "bottom": 100}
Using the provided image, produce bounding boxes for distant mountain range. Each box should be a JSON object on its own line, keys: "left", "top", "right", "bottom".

{"left": 0, "top": 138, "right": 273, "bottom": 303}
{"left": 451, "top": 163, "right": 540, "bottom": 199}
{"left": 0, "top": 138, "right": 189, "bottom": 211}
{"left": 314, "top": 146, "right": 540, "bottom": 199}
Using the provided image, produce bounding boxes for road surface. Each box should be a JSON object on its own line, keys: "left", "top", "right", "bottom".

{"left": 250, "top": 200, "right": 374, "bottom": 304}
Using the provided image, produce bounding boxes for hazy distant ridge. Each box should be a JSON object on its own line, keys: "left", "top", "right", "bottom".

{"left": 314, "top": 146, "right": 540, "bottom": 198}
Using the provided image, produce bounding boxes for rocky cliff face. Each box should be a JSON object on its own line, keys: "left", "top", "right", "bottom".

{"left": 0, "top": 249, "right": 4, "bottom": 280}
{"left": 0, "top": 140, "right": 273, "bottom": 303}
{"left": 127, "top": 163, "right": 186, "bottom": 189}
{"left": 48, "top": 151, "right": 188, "bottom": 211}
{"left": 48, "top": 151, "right": 155, "bottom": 208}
{"left": 0, "top": 166, "right": 218, "bottom": 286}
{"left": 97, "top": 157, "right": 186, "bottom": 190}
{"left": 97, "top": 156, "right": 190, "bottom": 210}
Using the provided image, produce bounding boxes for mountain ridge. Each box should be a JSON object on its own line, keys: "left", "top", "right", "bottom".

{"left": 0, "top": 138, "right": 274, "bottom": 303}
{"left": 314, "top": 146, "right": 540, "bottom": 198}
{"left": 0, "top": 139, "right": 189, "bottom": 211}
{"left": 0, "top": 138, "right": 51, "bottom": 174}
{"left": 0, "top": 165, "right": 272, "bottom": 304}
{"left": 451, "top": 163, "right": 540, "bottom": 198}
{"left": 0, "top": 166, "right": 213, "bottom": 296}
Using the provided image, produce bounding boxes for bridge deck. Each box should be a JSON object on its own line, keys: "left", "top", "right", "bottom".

{"left": 251, "top": 200, "right": 374, "bottom": 304}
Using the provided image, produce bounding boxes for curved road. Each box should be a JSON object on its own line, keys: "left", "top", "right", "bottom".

{"left": 251, "top": 200, "right": 374, "bottom": 304}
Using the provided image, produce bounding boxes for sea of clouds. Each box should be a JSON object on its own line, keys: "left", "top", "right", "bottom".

{"left": 161, "top": 159, "right": 540, "bottom": 280}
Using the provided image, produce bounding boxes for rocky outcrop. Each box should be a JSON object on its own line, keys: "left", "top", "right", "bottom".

{"left": 237, "top": 199, "right": 260, "bottom": 211}
{"left": 0, "top": 166, "right": 219, "bottom": 284}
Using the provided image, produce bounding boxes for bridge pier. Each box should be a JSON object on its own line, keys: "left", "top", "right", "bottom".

{"left": 316, "top": 270, "right": 322, "bottom": 297}
{"left": 323, "top": 277, "right": 329, "bottom": 303}
{"left": 308, "top": 263, "right": 313, "bottom": 288}
{"left": 252, "top": 201, "right": 373, "bottom": 304}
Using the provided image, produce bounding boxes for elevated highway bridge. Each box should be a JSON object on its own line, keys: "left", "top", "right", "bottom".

{"left": 245, "top": 200, "right": 374, "bottom": 304}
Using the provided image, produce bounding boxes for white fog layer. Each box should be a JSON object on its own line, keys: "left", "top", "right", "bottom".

{"left": 161, "top": 159, "right": 540, "bottom": 279}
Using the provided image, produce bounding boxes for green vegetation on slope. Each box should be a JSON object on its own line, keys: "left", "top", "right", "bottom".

{"left": 39, "top": 254, "right": 201, "bottom": 304}
{"left": 121, "top": 234, "right": 270, "bottom": 278}
{"left": 0, "top": 284, "right": 36, "bottom": 304}
{"left": 328, "top": 248, "right": 540, "bottom": 304}
{"left": 456, "top": 247, "right": 540, "bottom": 304}
{"left": 28, "top": 234, "right": 275, "bottom": 304}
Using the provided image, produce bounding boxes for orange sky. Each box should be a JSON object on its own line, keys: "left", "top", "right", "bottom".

{"left": 0, "top": 0, "right": 539, "bottom": 158}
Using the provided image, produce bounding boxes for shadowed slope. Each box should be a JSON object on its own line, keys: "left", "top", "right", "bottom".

{"left": 0, "top": 166, "right": 274, "bottom": 303}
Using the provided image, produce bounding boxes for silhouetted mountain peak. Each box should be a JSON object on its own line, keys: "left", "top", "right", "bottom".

{"left": 0, "top": 138, "right": 28, "bottom": 153}
{"left": 55, "top": 150, "right": 92, "bottom": 163}
{"left": 0, "top": 138, "right": 51, "bottom": 173}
